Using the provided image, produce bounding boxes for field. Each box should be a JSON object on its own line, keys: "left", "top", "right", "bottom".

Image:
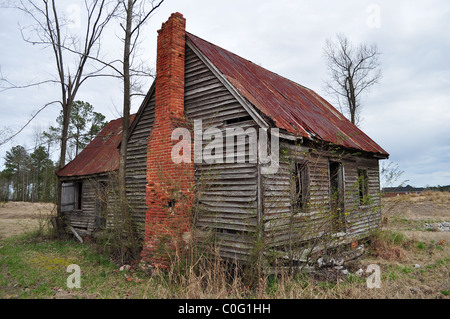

{"left": 0, "top": 201, "right": 56, "bottom": 240}
{"left": 0, "top": 191, "right": 449, "bottom": 299}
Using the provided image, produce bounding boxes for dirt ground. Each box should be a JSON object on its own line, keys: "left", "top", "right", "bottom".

{"left": 382, "top": 192, "right": 450, "bottom": 242}
{"left": 0, "top": 202, "right": 56, "bottom": 239}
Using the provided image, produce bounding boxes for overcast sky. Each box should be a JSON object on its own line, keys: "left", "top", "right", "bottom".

{"left": 0, "top": 0, "right": 449, "bottom": 188}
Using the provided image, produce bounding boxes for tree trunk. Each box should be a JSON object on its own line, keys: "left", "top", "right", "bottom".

{"left": 119, "top": 1, "right": 132, "bottom": 207}
{"left": 117, "top": 0, "right": 137, "bottom": 258}
{"left": 56, "top": 101, "right": 72, "bottom": 235}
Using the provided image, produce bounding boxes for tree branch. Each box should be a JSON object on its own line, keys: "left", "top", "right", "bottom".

{"left": 0, "top": 101, "right": 60, "bottom": 146}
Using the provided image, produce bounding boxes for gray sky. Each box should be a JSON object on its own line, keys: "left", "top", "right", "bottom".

{"left": 1, "top": 0, "right": 449, "bottom": 187}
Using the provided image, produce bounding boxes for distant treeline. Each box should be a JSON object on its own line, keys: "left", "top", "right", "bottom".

{"left": 427, "top": 185, "right": 450, "bottom": 192}
{"left": 382, "top": 184, "right": 450, "bottom": 194}
{"left": 0, "top": 145, "right": 57, "bottom": 202}
{"left": 0, "top": 101, "right": 107, "bottom": 203}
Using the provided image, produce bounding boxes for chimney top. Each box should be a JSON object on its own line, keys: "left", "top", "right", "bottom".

{"left": 158, "top": 12, "right": 185, "bottom": 34}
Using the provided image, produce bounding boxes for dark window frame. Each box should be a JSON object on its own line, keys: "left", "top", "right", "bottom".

{"left": 293, "top": 161, "right": 309, "bottom": 213}
{"left": 329, "top": 160, "right": 346, "bottom": 232}
{"left": 358, "top": 168, "right": 369, "bottom": 206}
{"left": 75, "top": 181, "right": 82, "bottom": 210}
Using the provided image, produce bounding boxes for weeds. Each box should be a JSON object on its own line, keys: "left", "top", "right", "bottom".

{"left": 416, "top": 241, "right": 426, "bottom": 250}
{"left": 2, "top": 184, "right": 449, "bottom": 299}
{"left": 1, "top": 229, "right": 449, "bottom": 299}
{"left": 369, "top": 230, "right": 411, "bottom": 260}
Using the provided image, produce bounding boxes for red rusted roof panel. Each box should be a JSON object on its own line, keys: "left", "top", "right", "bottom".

{"left": 187, "top": 32, "right": 388, "bottom": 156}
{"left": 56, "top": 114, "right": 136, "bottom": 177}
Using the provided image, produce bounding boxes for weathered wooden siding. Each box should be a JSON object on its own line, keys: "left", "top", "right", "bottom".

{"left": 123, "top": 40, "right": 383, "bottom": 262}
{"left": 343, "top": 157, "right": 381, "bottom": 240}
{"left": 125, "top": 90, "right": 155, "bottom": 234}
{"left": 262, "top": 141, "right": 382, "bottom": 254}
{"left": 262, "top": 142, "right": 332, "bottom": 249}
{"left": 61, "top": 174, "right": 115, "bottom": 237}
{"left": 184, "top": 44, "right": 259, "bottom": 261}
{"left": 123, "top": 44, "right": 260, "bottom": 260}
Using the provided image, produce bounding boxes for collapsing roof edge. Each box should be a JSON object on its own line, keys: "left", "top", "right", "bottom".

{"left": 56, "top": 114, "right": 136, "bottom": 178}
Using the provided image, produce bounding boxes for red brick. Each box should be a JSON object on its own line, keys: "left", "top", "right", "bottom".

{"left": 141, "top": 13, "right": 194, "bottom": 267}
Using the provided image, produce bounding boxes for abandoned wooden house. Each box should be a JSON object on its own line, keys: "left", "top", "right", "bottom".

{"left": 58, "top": 12, "right": 389, "bottom": 268}
{"left": 127, "top": 13, "right": 389, "bottom": 266}
{"left": 56, "top": 114, "right": 136, "bottom": 237}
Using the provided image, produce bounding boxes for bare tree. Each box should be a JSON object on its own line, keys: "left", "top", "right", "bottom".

{"left": 58, "top": 0, "right": 165, "bottom": 211}
{"left": 115, "top": 0, "right": 165, "bottom": 259}
{"left": 3, "top": 0, "right": 118, "bottom": 220}
{"left": 110, "top": 0, "right": 164, "bottom": 222}
{"left": 323, "top": 33, "right": 382, "bottom": 126}
{"left": 0, "top": 126, "right": 13, "bottom": 146}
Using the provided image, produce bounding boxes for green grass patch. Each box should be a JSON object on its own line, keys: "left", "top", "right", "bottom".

{"left": 388, "top": 217, "right": 426, "bottom": 231}
{"left": 400, "top": 266, "right": 414, "bottom": 274}
{"left": 0, "top": 232, "right": 136, "bottom": 299}
{"left": 382, "top": 270, "right": 399, "bottom": 281}
{"left": 416, "top": 241, "right": 426, "bottom": 250}
{"left": 425, "top": 258, "right": 449, "bottom": 270}
{"left": 344, "top": 273, "right": 365, "bottom": 285}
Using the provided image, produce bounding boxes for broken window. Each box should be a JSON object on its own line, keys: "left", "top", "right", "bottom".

{"left": 330, "top": 161, "right": 345, "bottom": 232}
{"left": 358, "top": 168, "right": 369, "bottom": 205}
{"left": 75, "top": 181, "right": 82, "bottom": 210}
{"left": 61, "top": 181, "right": 82, "bottom": 212}
{"left": 293, "top": 162, "right": 309, "bottom": 212}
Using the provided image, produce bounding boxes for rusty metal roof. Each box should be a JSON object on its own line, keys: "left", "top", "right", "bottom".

{"left": 56, "top": 114, "right": 136, "bottom": 177}
{"left": 187, "top": 32, "right": 388, "bottom": 157}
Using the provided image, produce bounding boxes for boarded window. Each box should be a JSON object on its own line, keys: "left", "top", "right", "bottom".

{"left": 61, "top": 181, "right": 82, "bottom": 212}
{"left": 358, "top": 169, "right": 369, "bottom": 205}
{"left": 293, "top": 162, "right": 309, "bottom": 212}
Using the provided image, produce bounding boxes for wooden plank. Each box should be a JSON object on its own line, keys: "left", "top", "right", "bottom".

{"left": 68, "top": 226, "right": 84, "bottom": 243}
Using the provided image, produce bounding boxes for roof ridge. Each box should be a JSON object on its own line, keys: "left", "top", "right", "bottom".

{"left": 186, "top": 32, "right": 313, "bottom": 92}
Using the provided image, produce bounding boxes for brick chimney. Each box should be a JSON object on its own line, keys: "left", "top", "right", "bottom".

{"left": 142, "top": 13, "right": 194, "bottom": 267}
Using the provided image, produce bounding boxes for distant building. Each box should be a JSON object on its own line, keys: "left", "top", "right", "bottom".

{"left": 382, "top": 185, "right": 424, "bottom": 197}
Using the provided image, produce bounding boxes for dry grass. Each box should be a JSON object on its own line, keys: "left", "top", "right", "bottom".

{"left": 135, "top": 251, "right": 448, "bottom": 299}
{"left": 1, "top": 193, "right": 449, "bottom": 299}
{"left": 154, "top": 191, "right": 450, "bottom": 299}
{"left": 0, "top": 201, "right": 56, "bottom": 239}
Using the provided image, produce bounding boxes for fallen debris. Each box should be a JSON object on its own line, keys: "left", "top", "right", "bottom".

{"left": 424, "top": 222, "right": 450, "bottom": 232}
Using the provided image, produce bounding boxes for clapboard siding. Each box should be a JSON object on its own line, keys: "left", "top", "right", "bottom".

{"left": 262, "top": 141, "right": 382, "bottom": 253}
{"left": 123, "top": 41, "right": 383, "bottom": 263}
{"left": 61, "top": 174, "right": 116, "bottom": 237}
{"left": 123, "top": 44, "right": 260, "bottom": 260}
{"left": 184, "top": 44, "right": 259, "bottom": 261}
{"left": 344, "top": 158, "right": 381, "bottom": 240}
{"left": 126, "top": 91, "right": 155, "bottom": 233}
{"left": 262, "top": 142, "right": 332, "bottom": 248}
